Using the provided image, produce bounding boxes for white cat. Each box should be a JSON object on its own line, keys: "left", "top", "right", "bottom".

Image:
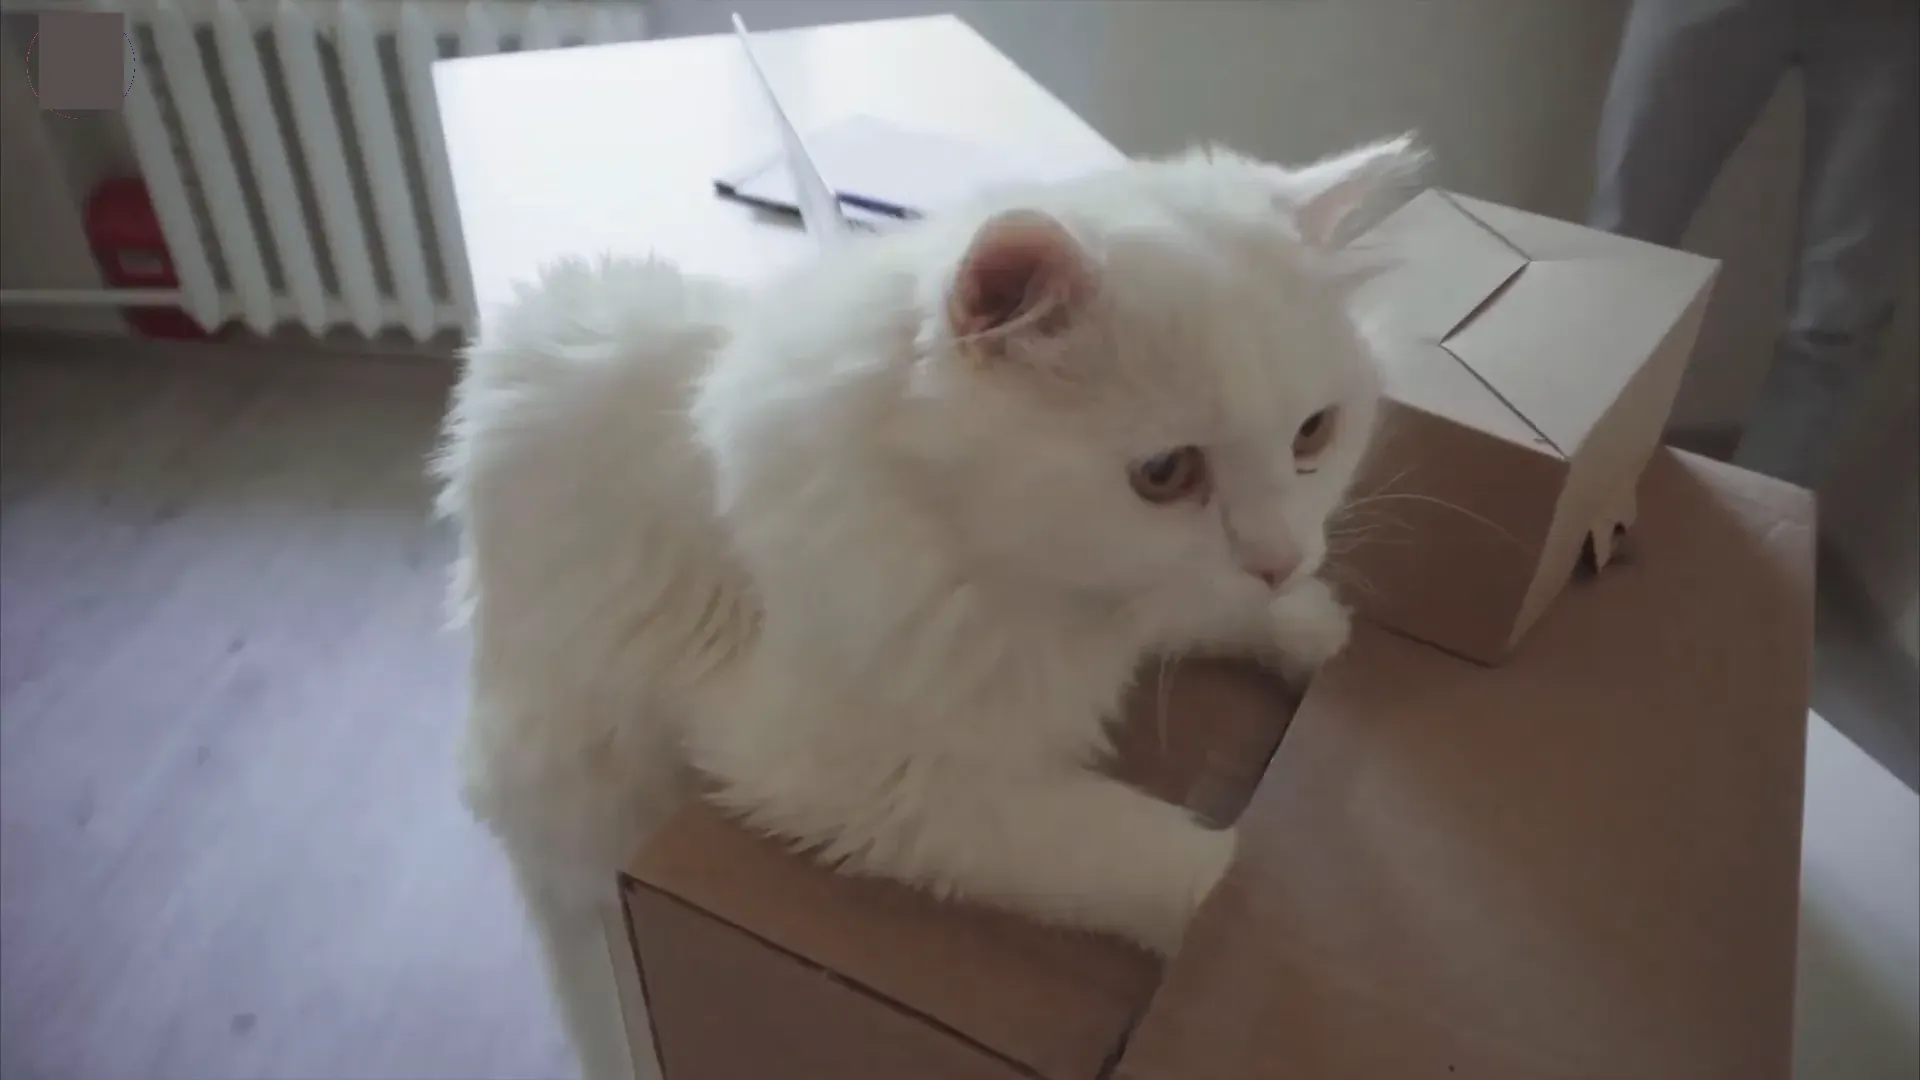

{"left": 435, "top": 136, "right": 1424, "bottom": 1079}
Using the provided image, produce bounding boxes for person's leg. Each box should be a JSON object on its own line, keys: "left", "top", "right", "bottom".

{"left": 1588, "top": 0, "right": 1796, "bottom": 246}
{"left": 1731, "top": 4, "right": 1920, "bottom": 487}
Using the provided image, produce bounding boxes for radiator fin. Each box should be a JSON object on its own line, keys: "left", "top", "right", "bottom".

{"left": 106, "top": 0, "right": 649, "bottom": 340}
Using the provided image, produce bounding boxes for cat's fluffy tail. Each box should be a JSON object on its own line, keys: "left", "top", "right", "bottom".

{"left": 435, "top": 254, "right": 757, "bottom": 881}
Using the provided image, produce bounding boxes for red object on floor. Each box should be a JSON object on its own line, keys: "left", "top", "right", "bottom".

{"left": 85, "top": 177, "right": 215, "bottom": 341}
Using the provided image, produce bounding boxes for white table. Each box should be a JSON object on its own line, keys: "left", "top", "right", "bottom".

{"left": 1795, "top": 713, "right": 1919, "bottom": 1080}
{"left": 433, "top": 14, "right": 1123, "bottom": 323}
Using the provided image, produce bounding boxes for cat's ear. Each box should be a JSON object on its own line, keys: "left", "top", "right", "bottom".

{"left": 1272, "top": 134, "right": 1429, "bottom": 250}
{"left": 947, "top": 210, "right": 1094, "bottom": 359}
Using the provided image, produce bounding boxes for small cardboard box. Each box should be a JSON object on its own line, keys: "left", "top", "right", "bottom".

{"left": 1336, "top": 191, "right": 1719, "bottom": 664}
{"left": 623, "top": 450, "right": 1814, "bottom": 1080}
{"left": 1115, "top": 450, "right": 1814, "bottom": 1080}
{"left": 623, "top": 662, "right": 1294, "bottom": 1080}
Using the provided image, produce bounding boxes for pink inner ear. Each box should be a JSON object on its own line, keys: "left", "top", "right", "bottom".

{"left": 1270, "top": 134, "right": 1428, "bottom": 250}
{"left": 950, "top": 211, "right": 1088, "bottom": 338}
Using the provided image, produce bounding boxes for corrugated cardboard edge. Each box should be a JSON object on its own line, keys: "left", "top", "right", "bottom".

{"left": 608, "top": 895, "right": 662, "bottom": 1079}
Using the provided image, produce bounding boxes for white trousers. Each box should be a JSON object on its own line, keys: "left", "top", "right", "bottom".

{"left": 1588, "top": 0, "right": 1919, "bottom": 488}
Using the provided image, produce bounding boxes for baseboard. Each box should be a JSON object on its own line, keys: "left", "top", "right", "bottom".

{"left": 0, "top": 326, "right": 459, "bottom": 395}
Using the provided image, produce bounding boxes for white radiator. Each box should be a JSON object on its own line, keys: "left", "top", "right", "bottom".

{"left": 32, "top": 0, "right": 648, "bottom": 339}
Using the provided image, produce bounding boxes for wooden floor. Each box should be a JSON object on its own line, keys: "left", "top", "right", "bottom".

{"left": 0, "top": 336, "right": 572, "bottom": 1080}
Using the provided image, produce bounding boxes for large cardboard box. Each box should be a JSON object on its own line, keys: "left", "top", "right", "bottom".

{"left": 1114, "top": 450, "right": 1814, "bottom": 1080}
{"left": 1338, "top": 191, "right": 1719, "bottom": 664}
{"left": 623, "top": 449, "right": 1814, "bottom": 1080}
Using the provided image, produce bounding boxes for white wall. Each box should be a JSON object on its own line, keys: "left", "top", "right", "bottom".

{"left": 0, "top": 22, "right": 124, "bottom": 335}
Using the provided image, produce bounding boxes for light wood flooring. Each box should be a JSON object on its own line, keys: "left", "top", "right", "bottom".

{"left": 0, "top": 333, "right": 571, "bottom": 1080}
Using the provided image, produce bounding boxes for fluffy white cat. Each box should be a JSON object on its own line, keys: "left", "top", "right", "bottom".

{"left": 435, "top": 136, "right": 1424, "bottom": 1078}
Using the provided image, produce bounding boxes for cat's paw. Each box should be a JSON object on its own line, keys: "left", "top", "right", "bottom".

{"left": 1267, "top": 578, "right": 1351, "bottom": 684}
{"left": 1136, "top": 824, "right": 1237, "bottom": 957}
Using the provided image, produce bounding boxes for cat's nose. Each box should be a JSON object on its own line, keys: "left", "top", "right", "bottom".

{"left": 1249, "top": 555, "right": 1301, "bottom": 591}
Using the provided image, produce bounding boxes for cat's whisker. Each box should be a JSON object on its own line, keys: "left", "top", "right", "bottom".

{"left": 1321, "top": 514, "right": 1418, "bottom": 558}
{"left": 1328, "top": 501, "right": 1417, "bottom": 535}
{"left": 1336, "top": 464, "right": 1419, "bottom": 510}
{"left": 1324, "top": 519, "right": 1396, "bottom": 543}
{"left": 1331, "top": 464, "right": 1432, "bottom": 525}
{"left": 1351, "top": 492, "right": 1523, "bottom": 549}
{"left": 1153, "top": 650, "right": 1183, "bottom": 758}
{"left": 1326, "top": 534, "right": 1411, "bottom": 557}
{"left": 1321, "top": 562, "right": 1382, "bottom": 599}
{"left": 1334, "top": 485, "right": 1525, "bottom": 551}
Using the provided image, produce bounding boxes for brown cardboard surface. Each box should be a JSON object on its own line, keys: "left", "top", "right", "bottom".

{"left": 626, "top": 659, "right": 1296, "bottom": 1080}
{"left": 1116, "top": 450, "right": 1815, "bottom": 1080}
{"left": 1339, "top": 192, "right": 1718, "bottom": 664}
{"left": 628, "top": 882, "right": 1026, "bottom": 1080}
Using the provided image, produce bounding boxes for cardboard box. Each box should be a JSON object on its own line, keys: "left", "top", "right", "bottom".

{"left": 1335, "top": 191, "right": 1719, "bottom": 664}
{"left": 624, "top": 449, "right": 1814, "bottom": 1080}
{"left": 1116, "top": 450, "right": 1814, "bottom": 1080}
{"left": 624, "top": 662, "right": 1294, "bottom": 1080}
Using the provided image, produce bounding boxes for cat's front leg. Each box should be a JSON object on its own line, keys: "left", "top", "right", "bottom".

{"left": 1266, "top": 576, "right": 1351, "bottom": 685}
{"left": 722, "top": 760, "right": 1236, "bottom": 958}
{"left": 1150, "top": 577, "right": 1352, "bottom": 686}
{"left": 865, "top": 769, "right": 1236, "bottom": 956}
{"left": 694, "top": 685, "right": 1236, "bottom": 955}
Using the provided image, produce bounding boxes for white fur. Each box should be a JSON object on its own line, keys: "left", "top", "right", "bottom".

{"left": 435, "top": 138, "right": 1422, "bottom": 1077}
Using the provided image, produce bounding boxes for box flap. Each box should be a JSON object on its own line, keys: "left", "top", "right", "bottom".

{"left": 1447, "top": 193, "right": 1676, "bottom": 263}
{"left": 1373, "top": 338, "right": 1548, "bottom": 454}
{"left": 1358, "top": 191, "right": 1715, "bottom": 459}
{"left": 1443, "top": 249, "right": 1718, "bottom": 456}
{"left": 1354, "top": 190, "right": 1528, "bottom": 344}
{"left": 1115, "top": 450, "right": 1815, "bottom": 1080}
{"left": 628, "top": 882, "right": 1027, "bottom": 1079}
{"left": 629, "top": 809, "right": 1154, "bottom": 1080}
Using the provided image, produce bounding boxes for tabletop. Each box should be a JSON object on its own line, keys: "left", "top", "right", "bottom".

{"left": 433, "top": 15, "right": 1124, "bottom": 322}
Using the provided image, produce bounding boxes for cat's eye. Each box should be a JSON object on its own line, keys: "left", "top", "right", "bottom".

{"left": 1293, "top": 407, "right": 1338, "bottom": 469}
{"left": 1129, "top": 446, "right": 1210, "bottom": 505}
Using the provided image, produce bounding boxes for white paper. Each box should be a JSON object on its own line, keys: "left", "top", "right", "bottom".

{"left": 731, "top": 14, "right": 850, "bottom": 245}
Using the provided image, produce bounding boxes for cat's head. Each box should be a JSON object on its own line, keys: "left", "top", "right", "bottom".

{"left": 886, "top": 136, "right": 1423, "bottom": 621}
